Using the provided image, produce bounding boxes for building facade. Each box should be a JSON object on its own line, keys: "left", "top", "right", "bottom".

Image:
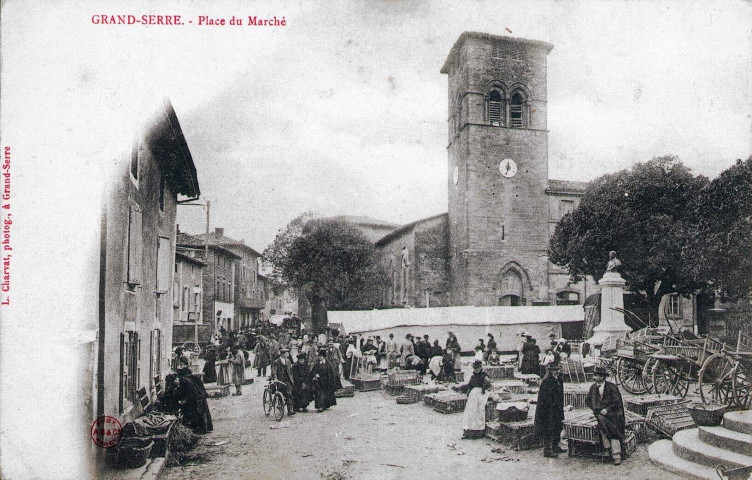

{"left": 95, "top": 100, "right": 200, "bottom": 447}
{"left": 196, "top": 227, "right": 265, "bottom": 328}
{"left": 373, "top": 32, "right": 590, "bottom": 309}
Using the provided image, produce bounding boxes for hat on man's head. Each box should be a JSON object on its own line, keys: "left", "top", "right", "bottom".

{"left": 297, "top": 353, "right": 307, "bottom": 360}
{"left": 280, "top": 347, "right": 290, "bottom": 353}
{"left": 389, "top": 333, "right": 394, "bottom": 337}
{"left": 546, "top": 362, "right": 561, "bottom": 371}
{"left": 424, "top": 335, "right": 429, "bottom": 339}
{"left": 472, "top": 360, "right": 483, "bottom": 368}
{"left": 593, "top": 366, "right": 610, "bottom": 377}
{"left": 317, "top": 348, "right": 328, "bottom": 357}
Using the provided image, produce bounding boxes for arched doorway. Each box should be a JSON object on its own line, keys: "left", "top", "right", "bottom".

{"left": 499, "top": 267, "right": 524, "bottom": 306}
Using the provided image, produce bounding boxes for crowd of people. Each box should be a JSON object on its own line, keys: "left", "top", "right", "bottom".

{"left": 169, "top": 324, "right": 627, "bottom": 465}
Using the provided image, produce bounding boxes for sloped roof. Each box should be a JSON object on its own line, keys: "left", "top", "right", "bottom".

{"left": 194, "top": 231, "right": 262, "bottom": 257}
{"left": 175, "top": 251, "right": 206, "bottom": 267}
{"left": 329, "top": 215, "right": 400, "bottom": 229}
{"left": 176, "top": 231, "right": 242, "bottom": 259}
{"left": 375, "top": 213, "right": 448, "bottom": 247}
{"left": 547, "top": 179, "right": 588, "bottom": 195}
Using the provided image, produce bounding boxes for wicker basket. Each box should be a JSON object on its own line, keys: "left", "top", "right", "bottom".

{"left": 485, "top": 366, "right": 516, "bottom": 380}
{"left": 496, "top": 405, "right": 529, "bottom": 423}
{"left": 688, "top": 403, "right": 726, "bottom": 427}
{"left": 114, "top": 438, "right": 154, "bottom": 469}
{"left": 425, "top": 392, "right": 467, "bottom": 414}
{"left": 384, "top": 384, "right": 405, "bottom": 396}
{"left": 485, "top": 420, "right": 542, "bottom": 451}
{"left": 563, "top": 391, "right": 589, "bottom": 410}
{"left": 350, "top": 374, "right": 381, "bottom": 392}
{"left": 387, "top": 371, "right": 422, "bottom": 386}
{"left": 493, "top": 380, "right": 528, "bottom": 395}
{"left": 404, "top": 384, "right": 446, "bottom": 402}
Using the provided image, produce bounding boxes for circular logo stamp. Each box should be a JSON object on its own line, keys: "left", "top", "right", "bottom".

{"left": 91, "top": 416, "right": 122, "bottom": 448}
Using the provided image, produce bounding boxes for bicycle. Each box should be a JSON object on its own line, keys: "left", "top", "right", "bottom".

{"left": 262, "top": 379, "right": 288, "bottom": 421}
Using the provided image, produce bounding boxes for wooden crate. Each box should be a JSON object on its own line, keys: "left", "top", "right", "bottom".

{"left": 423, "top": 392, "right": 467, "bottom": 414}
{"left": 205, "top": 384, "right": 230, "bottom": 398}
{"left": 384, "top": 384, "right": 405, "bottom": 396}
{"left": 484, "top": 420, "right": 543, "bottom": 451}
{"left": 626, "top": 394, "right": 683, "bottom": 416}
{"left": 350, "top": 374, "right": 381, "bottom": 392}
{"left": 492, "top": 380, "right": 528, "bottom": 395}
{"left": 403, "top": 384, "right": 446, "bottom": 402}
{"left": 514, "top": 372, "right": 541, "bottom": 386}
{"left": 387, "top": 371, "right": 422, "bottom": 386}
{"left": 563, "top": 413, "right": 600, "bottom": 444}
{"left": 625, "top": 411, "right": 649, "bottom": 443}
{"left": 335, "top": 380, "right": 355, "bottom": 398}
{"left": 646, "top": 401, "right": 694, "bottom": 437}
{"left": 563, "top": 391, "right": 589, "bottom": 410}
{"left": 485, "top": 365, "right": 515, "bottom": 380}
{"left": 567, "top": 432, "right": 636, "bottom": 459}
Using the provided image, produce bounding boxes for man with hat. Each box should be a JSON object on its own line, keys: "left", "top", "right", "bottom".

{"left": 400, "top": 334, "right": 415, "bottom": 368}
{"left": 519, "top": 333, "right": 541, "bottom": 375}
{"left": 271, "top": 347, "right": 296, "bottom": 416}
{"left": 534, "top": 361, "right": 566, "bottom": 457}
{"left": 291, "top": 353, "right": 312, "bottom": 412}
{"left": 454, "top": 360, "right": 493, "bottom": 438}
{"left": 484, "top": 333, "right": 497, "bottom": 362}
{"left": 386, "top": 333, "right": 399, "bottom": 369}
{"left": 586, "top": 366, "right": 626, "bottom": 465}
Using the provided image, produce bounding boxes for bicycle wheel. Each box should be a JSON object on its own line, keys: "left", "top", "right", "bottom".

{"left": 272, "top": 392, "right": 285, "bottom": 421}
{"left": 263, "top": 387, "right": 272, "bottom": 416}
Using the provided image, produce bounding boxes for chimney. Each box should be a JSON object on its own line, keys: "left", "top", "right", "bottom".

{"left": 215, "top": 227, "right": 224, "bottom": 237}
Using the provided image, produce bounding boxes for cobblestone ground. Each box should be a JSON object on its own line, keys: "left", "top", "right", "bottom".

{"left": 162, "top": 367, "right": 684, "bottom": 480}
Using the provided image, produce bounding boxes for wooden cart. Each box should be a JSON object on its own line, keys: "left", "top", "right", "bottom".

{"left": 697, "top": 331, "right": 752, "bottom": 408}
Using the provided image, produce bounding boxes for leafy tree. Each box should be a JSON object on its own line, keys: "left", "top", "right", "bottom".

{"left": 264, "top": 216, "right": 386, "bottom": 333}
{"left": 692, "top": 157, "right": 752, "bottom": 299}
{"left": 549, "top": 156, "right": 709, "bottom": 315}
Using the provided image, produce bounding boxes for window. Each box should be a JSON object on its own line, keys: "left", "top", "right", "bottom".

{"left": 216, "top": 280, "right": 220, "bottom": 300}
{"left": 156, "top": 236, "right": 171, "bottom": 294}
{"left": 194, "top": 292, "right": 200, "bottom": 312}
{"left": 510, "top": 91, "right": 525, "bottom": 128}
{"left": 456, "top": 92, "right": 463, "bottom": 133}
{"left": 119, "top": 331, "right": 140, "bottom": 413}
{"left": 182, "top": 286, "right": 189, "bottom": 311}
{"left": 557, "top": 290, "right": 580, "bottom": 305}
{"left": 667, "top": 294, "right": 681, "bottom": 317}
{"left": 499, "top": 294, "right": 522, "bottom": 306}
{"left": 172, "top": 280, "right": 180, "bottom": 307}
{"left": 492, "top": 42, "right": 526, "bottom": 61}
{"left": 488, "top": 90, "right": 504, "bottom": 126}
{"left": 559, "top": 200, "right": 575, "bottom": 219}
{"left": 126, "top": 206, "right": 143, "bottom": 286}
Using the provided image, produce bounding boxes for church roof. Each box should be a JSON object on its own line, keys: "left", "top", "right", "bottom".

{"left": 328, "top": 215, "right": 400, "bottom": 229}
{"left": 546, "top": 179, "right": 589, "bottom": 195}
{"left": 441, "top": 32, "right": 554, "bottom": 74}
{"left": 375, "top": 212, "right": 448, "bottom": 247}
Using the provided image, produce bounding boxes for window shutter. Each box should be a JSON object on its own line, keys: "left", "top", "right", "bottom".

{"left": 156, "top": 236, "right": 171, "bottom": 293}
{"left": 119, "top": 332, "right": 125, "bottom": 413}
{"left": 489, "top": 101, "right": 503, "bottom": 126}
{"left": 127, "top": 206, "right": 143, "bottom": 285}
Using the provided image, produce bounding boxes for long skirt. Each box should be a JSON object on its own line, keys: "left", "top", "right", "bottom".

{"left": 462, "top": 387, "right": 490, "bottom": 435}
{"left": 218, "top": 362, "right": 231, "bottom": 385}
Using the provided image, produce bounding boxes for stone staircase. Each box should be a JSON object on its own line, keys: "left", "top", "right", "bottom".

{"left": 649, "top": 410, "right": 752, "bottom": 480}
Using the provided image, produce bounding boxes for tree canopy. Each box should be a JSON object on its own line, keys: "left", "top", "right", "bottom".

{"left": 549, "top": 156, "right": 710, "bottom": 308}
{"left": 263, "top": 215, "right": 385, "bottom": 332}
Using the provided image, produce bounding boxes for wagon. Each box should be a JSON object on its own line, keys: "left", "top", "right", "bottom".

{"left": 613, "top": 326, "right": 666, "bottom": 394}
{"left": 648, "top": 333, "right": 724, "bottom": 398}
{"left": 696, "top": 330, "right": 752, "bottom": 408}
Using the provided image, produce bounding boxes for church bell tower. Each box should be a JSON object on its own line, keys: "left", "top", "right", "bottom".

{"left": 441, "top": 32, "right": 554, "bottom": 306}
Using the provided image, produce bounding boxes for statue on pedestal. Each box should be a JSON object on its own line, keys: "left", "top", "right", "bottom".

{"left": 605, "top": 251, "right": 622, "bottom": 273}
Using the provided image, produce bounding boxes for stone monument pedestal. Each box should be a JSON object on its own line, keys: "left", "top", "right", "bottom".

{"left": 588, "top": 271, "right": 632, "bottom": 348}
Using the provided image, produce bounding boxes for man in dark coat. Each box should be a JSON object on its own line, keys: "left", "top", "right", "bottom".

{"left": 416, "top": 335, "right": 431, "bottom": 375}
{"left": 291, "top": 353, "right": 312, "bottom": 412}
{"left": 534, "top": 362, "right": 565, "bottom": 457}
{"left": 586, "top": 366, "right": 626, "bottom": 465}
{"left": 270, "top": 348, "right": 296, "bottom": 416}
{"left": 310, "top": 349, "right": 337, "bottom": 412}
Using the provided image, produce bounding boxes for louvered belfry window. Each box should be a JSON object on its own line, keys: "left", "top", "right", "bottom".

{"left": 488, "top": 90, "right": 503, "bottom": 126}
{"left": 492, "top": 42, "right": 526, "bottom": 61}
{"left": 510, "top": 91, "right": 525, "bottom": 128}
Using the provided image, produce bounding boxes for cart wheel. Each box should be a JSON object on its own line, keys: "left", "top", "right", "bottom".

{"left": 272, "top": 392, "right": 286, "bottom": 421}
{"left": 651, "top": 360, "right": 691, "bottom": 397}
{"left": 641, "top": 357, "right": 658, "bottom": 393}
{"left": 699, "top": 353, "right": 735, "bottom": 405}
{"left": 617, "top": 358, "right": 649, "bottom": 395}
{"left": 731, "top": 361, "right": 751, "bottom": 408}
{"left": 263, "top": 388, "right": 272, "bottom": 416}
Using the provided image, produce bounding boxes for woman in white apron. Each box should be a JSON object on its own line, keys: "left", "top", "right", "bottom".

{"left": 454, "top": 360, "right": 493, "bottom": 439}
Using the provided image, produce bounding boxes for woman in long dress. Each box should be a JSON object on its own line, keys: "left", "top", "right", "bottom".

{"left": 454, "top": 360, "right": 493, "bottom": 439}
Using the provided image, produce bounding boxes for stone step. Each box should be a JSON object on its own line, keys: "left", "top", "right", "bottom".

{"left": 725, "top": 410, "right": 752, "bottom": 435}
{"left": 699, "top": 426, "right": 752, "bottom": 456}
{"left": 673, "top": 428, "right": 752, "bottom": 470}
{"left": 648, "top": 439, "right": 717, "bottom": 480}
